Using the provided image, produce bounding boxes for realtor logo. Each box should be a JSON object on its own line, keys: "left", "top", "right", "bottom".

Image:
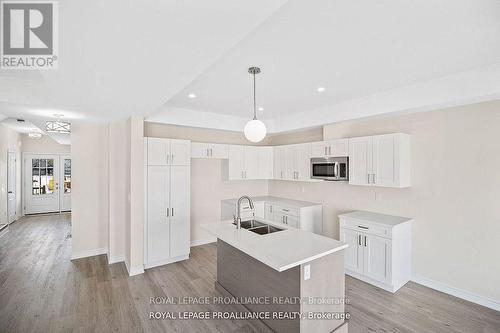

{"left": 1, "top": 1, "right": 58, "bottom": 69}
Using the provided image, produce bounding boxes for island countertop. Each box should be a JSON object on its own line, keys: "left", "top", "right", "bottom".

{"left": 202, "top": 219, "right": 347, "bottom": 272}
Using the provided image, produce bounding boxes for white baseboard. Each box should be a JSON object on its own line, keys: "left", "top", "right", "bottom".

{"left": 107, "top": 255, "right": 125, "bottom": 265}
{"left": 190, "top": 237, "right": 216, "bottom": 247}
{"left": 124, "top": 259, "right": 145, "bottom": 276}
{"left": 71, "top": 247, "right": 108, "bottom": 260}
{"left": 144, "top": 254, "right": 190, "bottom": 269}
{"left": 412, "top": 274, "right": 500, "bottom": 312}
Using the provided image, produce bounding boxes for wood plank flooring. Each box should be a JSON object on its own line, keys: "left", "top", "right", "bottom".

{"left": 1, "top": 214, "right": 499, "bottom": 333}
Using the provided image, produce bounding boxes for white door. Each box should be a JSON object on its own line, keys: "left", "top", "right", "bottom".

{"left": 169, "top": 166, "right": 190, "bottom": 258}
{"left": 228, "top": 145, "right": 245, "bottom": 180}
{"left": 60, "top": 156, "right": 71, "bottom": 211}
{"left": 340, "top": 228, "right": 364, "bottom": 274}
{"left": 147, "top": 165, "right": 170, "bottom": 264}
{"left": 296, "top": 144, "right": 311, "bottom": 180}
{"left": 244, "top": 146, "right": 259, "bottom": 179}
{"left": 311, "top": 142, "right": 328, "bottom": 157}
{"left": 170, "top": 139, "right": 191, "bottom": 166}
{"left": 363, "top": 233, "right": 392, "bottom": 284}
{"left": 372, "top": 134, "right": 396, "bottom": 187}
{"left": 328, "top": 139, "right": 349, "bottom": 157}
{"left": 257, "top": 147, "right": 273, "bottom": 179}
{"left": 273, "top": 146, "right": 286, "bottom": 180}
{"left": 7, "top": 152, "right": 16, "bottom": 223}
{"left": 210, "top": 143, "right": 229, "bottom": 159}
{"left": 285, "top": 145, "right": 298, "bottom": 180}
{"left": 349, "top": 137, "right": 372, "bottom": 186}
{"left": 264, "top": 203, "right": 274, "bottom": 220}
{"left": 147, "top": 138, "right": 169, "bottom": 165}
{"left": 191, "top": 142, "right": 209, "bottom": 158}
{"left": 25, "top": 154, "right": 60, "bottom": 214}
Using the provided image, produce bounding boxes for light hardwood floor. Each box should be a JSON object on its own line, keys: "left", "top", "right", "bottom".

{"left": 1, "top": 214, "right": 499, "bottom": 333}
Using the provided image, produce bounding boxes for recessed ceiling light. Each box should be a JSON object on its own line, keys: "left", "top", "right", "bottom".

{"left": 317, "top": 87, "right": 326, "bottom": 93}
{"left": 188, "top": 93, "right": 196, "bottom": 99}
{"left": 258, "top": 107, "right": 264, "bottom": 111}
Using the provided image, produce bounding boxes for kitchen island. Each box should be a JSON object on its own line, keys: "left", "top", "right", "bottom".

{"left": 202, "top": 219, "right": 348, "bottom": 333}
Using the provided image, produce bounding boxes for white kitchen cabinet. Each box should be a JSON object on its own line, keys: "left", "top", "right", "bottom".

{"left": 147, "top": 137, "right": 190, "bottom": 166}
{"left": 273, "top": 146, "right": 287, "bottom": 180}
{"left": 349, "top": 133, "right": 410, "bottom": 188}
{"left": 274, "top": 143, "right": 312, "bottom": 181}
{"left": 223, "top": 145, "right": 272, "bottom": 180}
{"left": 258, "top": 147, "right": 273, "bottom": 179}
{"left": 191, "top": 142, "right": 229, "bottom": 159}
{"left": 144, "top": 138, "right": 191, "bottom": 269}
{"left": 311, "top": 139, "right": 349, "bottom": 157}
{"left": 339, "top": 211, "right": 412, "bottom": 293}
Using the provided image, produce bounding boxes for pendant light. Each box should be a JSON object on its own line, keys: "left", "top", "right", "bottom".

{"left": 244, "top": 66, "right": 267, "bottom": 143}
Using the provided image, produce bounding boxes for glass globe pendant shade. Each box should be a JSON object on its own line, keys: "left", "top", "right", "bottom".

{"left": 244, "top": 119, "right": 267, "bottom": 143}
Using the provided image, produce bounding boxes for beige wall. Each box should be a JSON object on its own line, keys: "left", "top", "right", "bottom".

{"left": 108, "top": 120, "right": 129, "bottom": 263}
{"left": 71, "top": 123, "right": 109, "bottom": 258}
{"left": 22, "top": 134, "right": 71, "bottom": 154}
{"left": 0, "top": 124, "right": 22, "bottom": 224}
{"left": 266, "top": 126, "right": 323, "bottom": 145}
{"left": 268, "top": 100, "right": 500, "bottom": 303}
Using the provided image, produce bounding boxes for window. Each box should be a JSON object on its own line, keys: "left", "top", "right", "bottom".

{"left": 64, "top": 159, "right": 71, "bottom": 193}
{"left": 32, "top": 158, "right": 54, "bottom": 195}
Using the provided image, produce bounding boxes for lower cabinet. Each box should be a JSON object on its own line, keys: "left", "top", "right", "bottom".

{"left": 145, "top": 164, "right": 190, "bottom": 269}
{"left": 339, "top": 211, "right": 412, "bottom": 293}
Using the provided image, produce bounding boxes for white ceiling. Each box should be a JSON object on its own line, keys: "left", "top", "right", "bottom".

{"left": 1, "top": 0, "right": 500, "bottom": 135}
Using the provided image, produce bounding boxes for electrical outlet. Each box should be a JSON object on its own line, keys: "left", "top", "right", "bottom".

{"left": 304, "top": 264, "right": 311, "bottom": 280}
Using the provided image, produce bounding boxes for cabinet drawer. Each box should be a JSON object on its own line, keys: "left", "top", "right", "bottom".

{"left": 339, "top": 217, "right": 392, "bottom": 238}
{"left": 274, "top": 205, "right": 299, "bottom": 217}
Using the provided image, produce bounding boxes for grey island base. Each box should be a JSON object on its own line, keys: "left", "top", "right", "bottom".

{"left": 202, "top": 220, "right": 349, "bottom": 333}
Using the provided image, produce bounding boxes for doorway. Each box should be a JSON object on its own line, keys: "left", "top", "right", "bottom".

{"left": 24, "top": 153, "right": 72, "bottom": 215}
{"left": 7, "top": 151, "right": 16, "bottom": 223}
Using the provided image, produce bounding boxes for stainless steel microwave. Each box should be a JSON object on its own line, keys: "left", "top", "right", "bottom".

{"left": 310, "top": 157, "right": 349, "bottom": 181}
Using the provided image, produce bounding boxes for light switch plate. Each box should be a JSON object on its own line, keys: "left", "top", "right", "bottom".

{"left": 304, "top": 264, "right": 311, "bottom": 280}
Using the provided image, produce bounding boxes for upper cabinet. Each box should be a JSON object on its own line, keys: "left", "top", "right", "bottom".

{"left": 311, "top": 139, "right": 349, "bottom": 157}
{"left": 191, "top": 142, "right": 228, "bottom": 159}
{"left": 222, "top": 145, "right": 273, "bottom": 180}
{"left": 349, "top": 133, "right": 410, "bottom": 188}
{"left": 273, "top": 143, "right": 312, "bottom": 181}
{"left": 147, "top": 138, "right": 190, "bottom": 166}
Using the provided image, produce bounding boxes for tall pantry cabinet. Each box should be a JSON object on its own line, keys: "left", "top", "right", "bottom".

{"left": 144, "top": 137, "right": 191, "bottom": 269}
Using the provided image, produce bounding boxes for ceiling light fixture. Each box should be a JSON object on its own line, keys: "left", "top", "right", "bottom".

{"left": 258, "top": 107, "right": 264, "bottom": 111}
{"left": 46, "top": 120, "right": 71, "bottom": 134}
{"left": 28, "top": 132, "right": 42, "bottom": 139}
{"left": 317, "top": 86, "right": 325, "bottom": 92}
{"left": 188, "top": 93, "right": 196, "bottom": 99}
{"left": 244, "top": 67, "right": 267, "bottom": 143}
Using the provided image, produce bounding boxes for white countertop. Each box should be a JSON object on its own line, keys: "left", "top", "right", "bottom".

{"left": 338, "top": 210, "right": 413, "bottom": 226}
{"left": 221, "top": 195, "right": 321, "bottom": 208}
{"left": 202, "top": 219, "right": 347, "bottom": 272}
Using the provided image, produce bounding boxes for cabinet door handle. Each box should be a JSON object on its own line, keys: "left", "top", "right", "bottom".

{"left": 166, "top": 153, "right": 169, "bottom": 164}
{"left": 166, "top": 208, "right": 169, "bottom": 217}
{"left": 172, "top": 208, "right": 174, "bottom": 217}
{"left": 364, "top": 235, "right": 367, "bottom": 247}
{"left": 171, "top": 154, "right": 174, "bottom": 164}
{"left": 358, "top": 234, "right": 362, "bottom": 246}
{"left": 372, "top": 173, "right": 376, "bottom": 184}
{"left": 358, "top": 225, "right": 369, "bottom": 230}
{"left": 367, "top": 174, "right": 370, "bottom": 183}
{"left": 324, "top": 147, "right": 328, "bottom": 155}
{"left": 207, "top": 149, "right": 209, "bottom": 157}
{"left": 329, "top": 146, "right": 331, "bottom": 155}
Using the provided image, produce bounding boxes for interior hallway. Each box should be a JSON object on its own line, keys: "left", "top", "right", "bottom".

{"left": 0, "top": 214, "right": 499, "bottom": 332}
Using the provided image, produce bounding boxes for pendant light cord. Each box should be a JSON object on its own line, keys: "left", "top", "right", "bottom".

{"left": 253, "top": 72, "right": 257, "bottom": 120}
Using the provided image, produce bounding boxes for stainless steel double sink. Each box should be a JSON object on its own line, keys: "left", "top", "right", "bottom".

{"left": 232, "top": 219, "right": 284, "bottom": 235}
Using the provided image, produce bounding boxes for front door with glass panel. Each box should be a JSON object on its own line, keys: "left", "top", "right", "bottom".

{"left": 25, "top": 154, "right": 60, "bottom": 214}
{"left": 60, "top": 156, "right": 71, "bottom": 211}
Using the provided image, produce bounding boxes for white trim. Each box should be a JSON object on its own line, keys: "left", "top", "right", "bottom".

{"left": 144, "top": 254, "right": 189, "bottom": 270}
{"left": 71, "top": 247, "right": 108, "bottom": 260}
{"left": 190, "top": 237, "right": 216, "bottom": 247}
{"left": 124, "top": 260, "right": 145, "bottom": 276}
{"left": 107, "top": 255, "right": 125, "bottom": 265}
{"left": 412, "top": 274, "right": 500, "bottom": 312}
